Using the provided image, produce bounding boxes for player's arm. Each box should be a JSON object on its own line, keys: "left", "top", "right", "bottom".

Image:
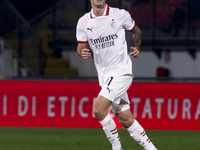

{"left": 130, "top": 25, "right": 142, "bottom": 59}
{"left": 77, "top": 43, "right": 91, "bottom": 59}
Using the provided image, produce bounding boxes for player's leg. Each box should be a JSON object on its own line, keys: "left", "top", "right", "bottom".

{"left": 93, "top": 95, "right": 112, "bottom": 121}
{"left": 95, "top": 75, "right": 133, "bottom": 150}
{"left": 93, "top": 95, "right": 122, "bottom": 150}
{"left": 116, "top": 109, "right": 157, "bottom": 150}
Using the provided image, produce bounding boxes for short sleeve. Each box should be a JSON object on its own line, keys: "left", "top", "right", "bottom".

{"left": 123, "top": 10, "right": 136, "bottom": 31}
{"left": 76, "top": 18, "right": 88, "bottom": 43}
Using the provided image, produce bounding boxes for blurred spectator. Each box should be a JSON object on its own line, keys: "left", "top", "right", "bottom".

{"left": 121, "top": 0, "right": 133, "bottom": 10}
{"left": 189, "top": 0, "right": 200, "bottom": 20}
{"left": 135, "top": 0, "right": 151, "bottom": 3}
{"left": 121, "top": 0, "right": 151, "bottom": 10}
{"left": 169, "top": 0, "right": 200, "bottom": 36}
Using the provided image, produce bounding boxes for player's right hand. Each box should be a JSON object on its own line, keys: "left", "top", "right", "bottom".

{"left": 130, "top": 47, "right": 140, "bottom": 59}
{"left": 80, "top": 49, "right": 91, "bottom": 59}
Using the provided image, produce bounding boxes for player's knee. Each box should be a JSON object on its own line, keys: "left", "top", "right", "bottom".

{"left": 92, "top": 106, "right": 99, "bottom": 117}
{"left": 93, "top": 106, "right": 106, "bottom": 120}
{"left": 119, "top": 118, "right": 134, "bottom": 128}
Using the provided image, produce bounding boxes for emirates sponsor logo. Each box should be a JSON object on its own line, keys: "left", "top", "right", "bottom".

{"left": 90, "top": 33, "right": 118, "bottom": 50}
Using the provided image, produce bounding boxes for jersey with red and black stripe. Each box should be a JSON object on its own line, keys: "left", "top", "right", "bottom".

{"left": 76, "top": 5, "right": 136, "bottom": 86}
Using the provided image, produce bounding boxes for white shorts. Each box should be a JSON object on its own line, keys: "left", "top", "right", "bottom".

{"left": 98, "top": 75, "right": 133, "bottom": 114}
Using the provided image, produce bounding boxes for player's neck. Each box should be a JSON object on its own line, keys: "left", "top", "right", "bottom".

{"left": 92, "top": 4, "right": 106, "bottom": 16}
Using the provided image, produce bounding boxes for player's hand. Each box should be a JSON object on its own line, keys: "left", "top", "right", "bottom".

{"left": 130, "top": 47, "right": 140, "bottom": 59}
{"left": 80, "top": 49, "right": 91, "bottom": 59}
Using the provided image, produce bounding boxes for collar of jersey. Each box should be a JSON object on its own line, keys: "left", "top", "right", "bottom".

{"left": 90, "top": 5, "right": 109, "bottom": 19}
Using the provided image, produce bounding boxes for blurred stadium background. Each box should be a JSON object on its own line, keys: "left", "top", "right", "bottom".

{"left": 0, "top": 0, "right": 200, "bottom": 79}
{"left": 0, "top": 0, "right": 200, "bottom": 149}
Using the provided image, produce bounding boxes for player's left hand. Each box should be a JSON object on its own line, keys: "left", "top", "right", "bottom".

{"left": 130, "top": 47, "right": 140, "bottom": 59}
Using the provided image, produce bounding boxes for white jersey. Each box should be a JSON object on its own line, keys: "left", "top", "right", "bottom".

{"left": 76, "top": 5, "right": 135, "bottom": 86}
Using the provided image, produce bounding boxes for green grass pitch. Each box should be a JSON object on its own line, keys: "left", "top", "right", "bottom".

{"left": 0, "top": 127, "right": 199, "bottom": 150}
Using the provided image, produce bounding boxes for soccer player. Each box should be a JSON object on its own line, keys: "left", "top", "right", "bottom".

{"left": 76, "top": 0, "right": 157, "bottom": 150}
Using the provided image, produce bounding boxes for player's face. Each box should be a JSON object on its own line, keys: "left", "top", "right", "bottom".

{"left": 90, "top": 0, "right": 106, "bottom": 9}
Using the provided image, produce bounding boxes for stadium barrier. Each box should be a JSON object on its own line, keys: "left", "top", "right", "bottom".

{"left": 0, "top": 80, "right": 199, "bottom": 130}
